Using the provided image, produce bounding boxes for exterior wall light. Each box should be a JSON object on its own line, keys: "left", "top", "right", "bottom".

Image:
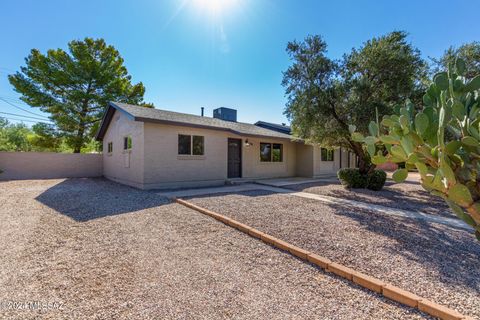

{"left": 245, "top": 139, "right": 254, "bottom": 147}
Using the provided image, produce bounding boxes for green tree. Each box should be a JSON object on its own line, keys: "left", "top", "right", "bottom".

{"left": 9, "top": 38, "right": 150, "bottom": 153}
{"left": 29, "top": 123, "right": 63, "bottom": 151}
{"left": 432, "top": 42, "right": 480, "bottom": 79}
{"left": 282, "top": 31, "right": 426, "bottom": 173}
{"left": 0, "top": 118, "right": 33, "bottom": 151}
{"left": 0, "top": 118, "right": 11, "bottom": 150}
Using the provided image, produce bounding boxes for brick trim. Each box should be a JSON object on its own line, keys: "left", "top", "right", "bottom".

{"left": 175, "top": 198, "right": 468, "bottom": 320}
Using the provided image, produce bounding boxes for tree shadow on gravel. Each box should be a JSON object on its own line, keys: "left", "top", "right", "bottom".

{"left": 183, "top": 188, "right": 480, "bottom": 293}
{"left": 286, "top": 181, "right": 452, "bottom": 218}
{"left": 327, "top": 202, "right": 480, "bottom": 290}
{"left": 182, "top": 189, "right": 281, "bottom": 202}
{"left": 35, "top": 178, "right": 170, "bottom": 222}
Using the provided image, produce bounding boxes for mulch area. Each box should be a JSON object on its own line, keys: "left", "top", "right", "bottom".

{"left": 0, "top": 178, "right": 429, "bottom": 319}
{"left": 187, "top": 190, "right": 480, "bottom": 318}
{"left": 285, "top": 180, "right": 452, "bottom": 218}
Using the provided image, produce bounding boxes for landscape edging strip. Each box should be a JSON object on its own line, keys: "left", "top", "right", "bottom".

{"left": 174, "top": 198, "right": 467, "bottom": 320}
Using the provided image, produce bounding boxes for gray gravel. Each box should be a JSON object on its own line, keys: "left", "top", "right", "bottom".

{"left": 285, "top": 180, "right": 452, "bottom": 218}
{"left": 187, "top": 190, "right": 480, "bottom": 319}
{"left": 0, "top": 178, "right": 429, "bottom": 319}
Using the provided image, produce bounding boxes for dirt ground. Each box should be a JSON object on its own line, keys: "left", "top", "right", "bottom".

{"left": 0, "top": 178, "right": 430, "bottom": 319}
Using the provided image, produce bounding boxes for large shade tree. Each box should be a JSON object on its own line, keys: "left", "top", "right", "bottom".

{"left": 432, "top": 41, "right": 480, "bottom": 79}
{"left": 9, "top": 38, "right": 150, "bottom": 153}
{"left": 282, "top": 31, "right": 426, "bottom": 173}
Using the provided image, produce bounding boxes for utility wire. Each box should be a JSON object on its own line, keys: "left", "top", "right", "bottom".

{"left": 0, "top": 111, "right": 52, "bottom": 122}
{"left": 0, "top": 95, "right": 43, "bottom": 108}
{"left": 0, "top": 95, "right": 32, "bottom": 106}
{"left": 0, "top": 116, "right": 52, "bottom": 124}
{"left": 0, "top": 97, "right": 51, "bottom": 119}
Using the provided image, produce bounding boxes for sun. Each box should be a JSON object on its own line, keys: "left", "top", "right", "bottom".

{"left": 192, "top": 0, "right": 238, "bottom": 16}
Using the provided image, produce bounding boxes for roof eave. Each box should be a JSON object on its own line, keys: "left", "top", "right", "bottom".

{"left": 96, "top": 102, "right": 299, "bottom": 142}
{"left": 137, "top": 117, "right": 294, "bottom": 141}
{"left": 95, "top": 102, "right": 135, "bottom": 141}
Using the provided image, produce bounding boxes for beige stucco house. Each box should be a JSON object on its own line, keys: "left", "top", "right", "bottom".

{"left": 95, "top": 102, "right": 356, "bottom": 190}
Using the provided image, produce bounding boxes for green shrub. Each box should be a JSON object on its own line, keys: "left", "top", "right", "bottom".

{"left": 337, "top": 168, "right": 367, "bottom": 188}
{"left": 366, "top": 170, "right": 387, "bottom": 191}
{"left": 337, "top": 168, "right": 386, "bottom": 190}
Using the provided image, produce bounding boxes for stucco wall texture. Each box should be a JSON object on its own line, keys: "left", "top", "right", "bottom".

{"left": 101, "top": 110, "right": 353, "bottom": 190}
{"left": 0, "top": 152, "right": 102, "bottom": 180}
{"left": 0, "top": 111, "right": 355, "bottom": 188}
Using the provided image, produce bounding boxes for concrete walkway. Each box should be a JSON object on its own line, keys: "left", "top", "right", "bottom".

{"left": 158, "top": 183, "right": 263, "bottom": 199}
{"left": 254, "top": 176, "right": 338, "bottom": 187}
{"left": 158, "top": 183, "right": 472, "bottom": 231}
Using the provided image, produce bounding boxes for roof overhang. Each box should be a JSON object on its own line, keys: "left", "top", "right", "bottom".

{"left": 95, "top": 102, "right": 135, "bottom": 141}
{"left": 96, "top": 102, "right": 300, "bottom": 142}
{"left": 136, "top": 116, "right": 296, "bottom": 141}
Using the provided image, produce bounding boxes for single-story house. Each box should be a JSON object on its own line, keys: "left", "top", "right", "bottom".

{"left": 95, "top": 102, "right": 356, "bottom": 189}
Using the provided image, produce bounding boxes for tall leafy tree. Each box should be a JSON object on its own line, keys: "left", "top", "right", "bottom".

{"left": 0, "top": 118, "right": 32, "bottom": 152}
{"left": 283, "top": 31, "right": 426, "bottom": 173}
{"left": 432, "top": 42, "right": 480, "bottom": 79}
{"left": 9, "top": 38, "right": 150, "bottom": 153}
{"left": 30, "top": 123, "right": 63, "bottom": 151}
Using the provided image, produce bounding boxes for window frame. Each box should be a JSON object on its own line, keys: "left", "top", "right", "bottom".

{"left": 272, "top": 143, "right": 283, "bottom": 162}
{"left": 178, "top": 134, "right": 205, "bottom": 156}
{"left": 260, "top": 142, "right": 283, "bottom": 162}
{"left": 178, "top": 134, "right": 192, "bottom": 155}
{"left": 123, "top": 136, "right": 132, "bottom": 151}
{"left": 107, "top": 142, "right": 113, "bottom": 153}
{"left": 260, "top": 142, "right": 272, "bottom": 162}
{"left": 192, "top": 135, "right": 205, "bottom": 156}
{"left": 321, "top": 148, "right": 334, "bottom": 161}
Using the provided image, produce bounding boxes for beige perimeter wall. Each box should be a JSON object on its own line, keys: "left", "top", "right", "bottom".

{"left": 0, "top": 152, "right": 102, "bottom": 180}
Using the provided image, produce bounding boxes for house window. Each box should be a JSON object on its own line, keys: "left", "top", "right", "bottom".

{"left": 178, "top": 135, "right": 191, "bottom": 155}
{"left": 272, "top": 144, "right": 283, "bottom": 162}
{"left": 178, "top": 134, "right": 204, "bottom": 155}
{"left": 260, "top": 142, "right": 283, "bottom": 162}
{"left": 260, "top": 143, "right": 271, "bottom": 162}
{"left": 123, "top": 136, "right": 132, "bottom": 150}
{"left": 321, "top": 148, "right": 334, "bottom": 161}
{"left": 107, "top": 142, "right": 113, "bottom": 153}
{"left": 192, "top": 136, "right": 204, "bottom": 155}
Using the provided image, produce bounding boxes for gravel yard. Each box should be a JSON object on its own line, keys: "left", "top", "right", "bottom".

{"left": 0, "top": 178, "right": 429, "bottom": 319}
{"left": 285, "top": 180, "right": 452, "bottom": 217}
{"left": 187, "top": 190, "right": 480, "bottom": 319}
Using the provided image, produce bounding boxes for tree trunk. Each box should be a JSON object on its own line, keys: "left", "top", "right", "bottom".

{"left": 73, "top": 119, "right": 85, "bottom": 153}
{"left": 72, "top": 84, "right": 92, "bottom": 154}
{"left": 349, "top": 140, "right": 372, "bottom": 174}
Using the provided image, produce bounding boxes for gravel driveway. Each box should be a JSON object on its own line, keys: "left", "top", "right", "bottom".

{"left": 0, "top": 178, "right": 429, "bottom": 319}
{"left": 285, "top": 180, "right": 452, "bottom": 217}
{"left": 187, "top": 190, "right": 480, "bottom": 319}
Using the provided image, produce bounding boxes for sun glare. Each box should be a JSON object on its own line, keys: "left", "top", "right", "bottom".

{"left": 193, "top": 0, "right": 238, "bottom": 16}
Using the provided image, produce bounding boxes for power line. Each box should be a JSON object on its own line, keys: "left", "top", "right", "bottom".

{"left": 0, "top": 97, "right": 50, "bottom": 119}
{"left": 0, "top": 95, "right": 32, "bottom": 106}
{"left": 0, "top": 116, "right": 52, "bottom": 124}
{"left": 0, "top": 95, "right": 39, "bottom": 107}
{"left": 0, "top": 111, "right": 53, "bottom": 122}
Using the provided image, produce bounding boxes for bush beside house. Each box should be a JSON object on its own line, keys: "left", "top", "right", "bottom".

{"left": 337, "top": 168, "right": 387, "bottom": 191}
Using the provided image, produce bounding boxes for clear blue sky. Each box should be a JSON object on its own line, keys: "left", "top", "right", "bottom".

{"left": 0, "top": 0, "right": 478, "bottom": 125}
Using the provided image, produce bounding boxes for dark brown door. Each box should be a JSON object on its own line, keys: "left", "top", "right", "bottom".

{"left": 228, "top": 138, "right": 242, "bottom": 178}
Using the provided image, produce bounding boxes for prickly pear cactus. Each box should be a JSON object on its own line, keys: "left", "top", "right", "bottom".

{"left": 351, "top": 58, "right": 480, "bottom": 240}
